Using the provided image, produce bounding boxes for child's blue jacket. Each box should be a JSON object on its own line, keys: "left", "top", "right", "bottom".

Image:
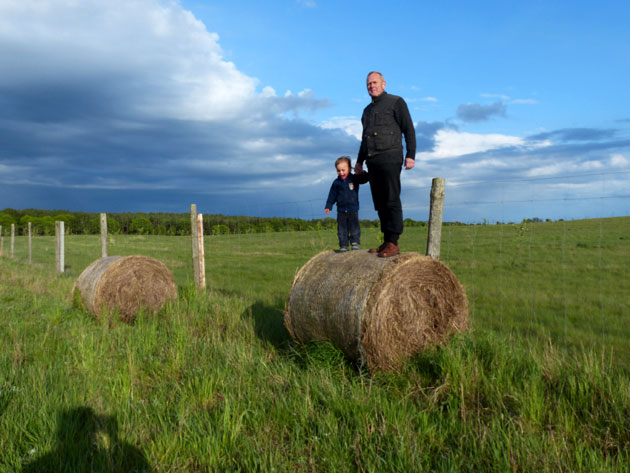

{"left": 325, "top": 172, "right": 369, "bottom": 212}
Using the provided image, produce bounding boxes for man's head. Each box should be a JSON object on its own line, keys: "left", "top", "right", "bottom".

{"left": 366, "top": 71, "right": 386, "bottom": 98}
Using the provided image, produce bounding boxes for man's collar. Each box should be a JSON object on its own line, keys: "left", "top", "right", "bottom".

{"left": 372, "top": 91, "right": 388, "bottom": 104}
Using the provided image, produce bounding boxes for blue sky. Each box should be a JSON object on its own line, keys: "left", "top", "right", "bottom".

{"left": 1, "top": 0, "right": 629, "bottom": 222}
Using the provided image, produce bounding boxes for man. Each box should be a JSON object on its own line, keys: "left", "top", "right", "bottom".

{"left": 355, "top": 71, "right": 416, "bottom": 257}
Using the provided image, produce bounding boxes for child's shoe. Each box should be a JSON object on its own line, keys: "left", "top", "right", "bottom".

{"left": 351, "top": 243, "right": 360, "bottom": 250}
{"left": 335, "top": 247, "right": 349, "bottom": 253}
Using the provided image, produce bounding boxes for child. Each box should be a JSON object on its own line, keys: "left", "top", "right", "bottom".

{"left": 325, "top": 156, "right": 369, "bottom": 252}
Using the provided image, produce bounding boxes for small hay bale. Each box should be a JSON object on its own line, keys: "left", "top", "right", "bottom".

{"left": 285, "top": 250, "right": 469, "bottom": 372}
{"left": 72, "top": 255, "right": 177, "bottom": 322}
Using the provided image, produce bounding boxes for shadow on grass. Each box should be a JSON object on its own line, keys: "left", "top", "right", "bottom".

{"left": 22, "top": 406, "right": 150, "bottom": 473}
{"left": 244, "top": 299, "right": 292, "bottom": 349}
{"left": 244, "top": 300, "right": 365, "bottom": 378}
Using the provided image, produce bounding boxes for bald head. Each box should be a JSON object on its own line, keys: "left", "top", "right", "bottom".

{"left": 366, "top": 71, "right": 386, "bottom": 98}
{"left": 366, "top": 71, "right": 384, "bottom": 81}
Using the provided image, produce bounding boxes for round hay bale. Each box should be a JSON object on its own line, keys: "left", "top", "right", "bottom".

{"left": 285, "top": 250, "right": 469, "bottom": 372}
{"left": 72, "top": 255, "right": 177, "bottom": 322}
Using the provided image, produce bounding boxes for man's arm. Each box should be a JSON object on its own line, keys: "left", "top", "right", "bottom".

{"left": 355, "top": 108, "right": 368, "bottom": 173}
{"left": 395, "top": 98, "right": 416, "bottom": 168}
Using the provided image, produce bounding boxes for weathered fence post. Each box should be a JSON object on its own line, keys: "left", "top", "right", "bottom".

{"left": 55, "top": 221, "right": 65, "bottom": 273}
{"left": 426, "top": 177, "right": 445, "bottom": 260}
{"left": 197, "top": 213, "right": 206, "bottom": 290}
{"left": 100, "top": 213, "right": 108, "bottom": 258}
{"left": 190, "top": 204, "right": 201, "bottom": 289}
{"left": 10, "top": 224, "right": 15, "bottom": 258}
{"left": 28, "top": 222, "right": 32, "bottom": 264}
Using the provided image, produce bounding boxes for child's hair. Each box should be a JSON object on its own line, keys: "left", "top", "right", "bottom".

{"left": 335, "top": 156, "right": 352, "bottom": 169}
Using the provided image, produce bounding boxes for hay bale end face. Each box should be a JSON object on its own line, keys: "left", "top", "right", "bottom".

{"left": 72, "top": 255, "right": 177, "bottom": 322}
{"left": 285, "top": 250, "right": 469, "bottom": 372}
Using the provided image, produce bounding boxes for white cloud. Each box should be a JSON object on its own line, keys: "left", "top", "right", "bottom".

{"left": 320, "top": 116, "right": 362, "bottom": 140}
{"left": 481, "top": 93, "right": 510, "bottom": 100}
{"left": 525, "top": 159, "right": 605, "bottom": 177}
{"left": 0, "top": 163, "right": 28, "bottom": 175}
{"left": 511, "top": 98, "right": 539, "bottom": 104}
{"left": 261, "top": 86, "right": 277, "bottom": 97}
{"left": 481, "top": 93, "right": 538, "bottom": 105}
{"left": 417, "top": 129, "right": 531, "bottom": 159}
{"left": 610, "top": 153, "right": 630, "bottom": 167}
{"left": 460, "top": 158, "right": 510, "bottom": 170}
{"left": 407, "top": 96, "right": 439, "bottom": 104}
{"left": 0, "top": 0, "right": 324, "bottom": 122}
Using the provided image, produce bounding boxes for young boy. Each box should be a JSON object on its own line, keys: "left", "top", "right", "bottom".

{"left": 325, "top": 156, "right": 369, "bottom": 252}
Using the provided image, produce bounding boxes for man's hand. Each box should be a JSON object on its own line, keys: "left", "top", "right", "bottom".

{"left": 325, "top": 208, "right": 331, "bottom": 214}
{"left": 354, "top": 162, "right": 364, "bottom": 174}
{"left": 405, "top": 158, "right": 415, "bottom": 170}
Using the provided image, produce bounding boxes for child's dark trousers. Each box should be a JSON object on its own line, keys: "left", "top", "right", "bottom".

{"left": 337, "top": 210, "right": 361, "bottom": 247}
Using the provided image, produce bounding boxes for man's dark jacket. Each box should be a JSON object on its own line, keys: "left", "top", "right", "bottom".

{"left": 357, "top": 91, "right": 416, "bottom": 165}
{"left": 325, "top": 172, "right": 369, "bottom": 212}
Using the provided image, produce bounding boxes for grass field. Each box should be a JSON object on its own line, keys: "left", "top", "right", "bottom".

{"left": 1, "top": 218, "right": 629, "bottom": 472}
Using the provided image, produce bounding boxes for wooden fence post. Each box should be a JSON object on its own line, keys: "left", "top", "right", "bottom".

{"left": 197, "top": 213, "right": 206, "bottom": 290}
{"left": 100, "top": 213, "right": 108, "bottom": 258}
{"left": 426, "top": 177, "right": 445, "bottom": 260}
{"left": 10, "top": 224, "right": 15, "bottom": 258}
{"left": 190, "top": 204, "right": 200, "bottom": 289}
{"left": 55, "top": 221, "right": 65, "bottom": 273}
{"left": 28, "top": 222, "right": 32, "bottom": 264}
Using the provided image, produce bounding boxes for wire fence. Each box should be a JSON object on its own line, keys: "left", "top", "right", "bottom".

{"left": 1, "top": 170, "right": 629, "bottom": 365}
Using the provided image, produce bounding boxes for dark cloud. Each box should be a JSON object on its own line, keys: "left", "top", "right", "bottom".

{"left": 527, "top": 128, "right": 618, "bottom": 143}
{"left": 456, "top": 101, "right": 506, "bottom": 123}
{"left": 0, "top": 0, "right": 357, "bottom": 217}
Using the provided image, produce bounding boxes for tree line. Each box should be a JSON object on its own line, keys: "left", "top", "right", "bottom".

{"left": 0, "top": 208, "right": 429, "bottom": 236}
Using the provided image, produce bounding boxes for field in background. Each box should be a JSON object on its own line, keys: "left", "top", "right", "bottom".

{"left": 1, "top": 217, "right": 629, "bottom": 471}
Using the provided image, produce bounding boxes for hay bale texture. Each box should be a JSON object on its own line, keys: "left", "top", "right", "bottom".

{"left": 72, "top": 255, "right": 177, "bottom": 322}
{"left": 285, "top": 250, "right": 468, "bottom": 372}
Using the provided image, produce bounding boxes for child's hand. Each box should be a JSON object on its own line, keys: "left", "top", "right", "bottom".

{"left": 325, "top": 208, "right": 330, "bottom": 214}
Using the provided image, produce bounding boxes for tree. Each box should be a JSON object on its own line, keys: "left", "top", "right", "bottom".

{"left": 54, "top": 214, "right": 76, "bottom": 233}
{"left": 32, "top": 216, "right": 56, "bottom": 235}
{"left": 107, "top": 216, "right": 121, "bottom": 234}
{"left": 211, "top": 224, "right": 229, "bottom": 235}
{"left": 129, "top": 216, "right": 153, "bottom": 235}
{"left": 0, "top": 212, "right": 16, "bottom": 230}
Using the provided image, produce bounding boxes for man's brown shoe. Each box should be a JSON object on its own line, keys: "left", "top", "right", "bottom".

{"left": 378, "top": 242, "right": 399, "bottom": 258}
{"left": 368, "top": 242, "right": 387, "bottom": 254}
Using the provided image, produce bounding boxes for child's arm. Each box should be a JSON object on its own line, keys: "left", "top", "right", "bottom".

{"left": 325, "top": 182, "right": 337, "bottom": 212}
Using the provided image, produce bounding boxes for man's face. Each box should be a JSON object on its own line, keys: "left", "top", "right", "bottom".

{"left": 336, "top": 161, "right": 350, "bottom": 180}
{"left": 366, "top": 73, "right": 386, "bottom": 97}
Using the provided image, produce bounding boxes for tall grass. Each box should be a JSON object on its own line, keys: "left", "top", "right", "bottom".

{"left": 1, "top": 218, "right": 628, "bottom": 472}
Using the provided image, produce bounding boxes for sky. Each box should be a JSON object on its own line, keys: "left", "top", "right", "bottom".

{"left": 1, "top": 0, "right": 629, "bottom": 223}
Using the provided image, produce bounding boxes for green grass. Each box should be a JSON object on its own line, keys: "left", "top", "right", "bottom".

{"left": 1, "top": 218, "right": 629, "bottom": 472}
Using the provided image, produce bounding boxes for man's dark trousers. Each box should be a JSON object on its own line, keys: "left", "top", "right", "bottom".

{"left": 367, "top": 158, "right": 403, "bottom": 245}
{"left": 337, "top": 210, "right": 361, "bottom": 247}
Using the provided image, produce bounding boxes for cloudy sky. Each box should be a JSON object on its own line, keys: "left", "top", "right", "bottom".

{"left": 1, "top": 0, "right": 629, "bottom": 222}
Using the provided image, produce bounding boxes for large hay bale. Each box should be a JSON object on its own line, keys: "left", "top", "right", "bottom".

{"left": 72, "top": 255, "right": 177, "bottom": 322}
{"left": 285, "top": 250, "right": 468, "bottom": 372}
